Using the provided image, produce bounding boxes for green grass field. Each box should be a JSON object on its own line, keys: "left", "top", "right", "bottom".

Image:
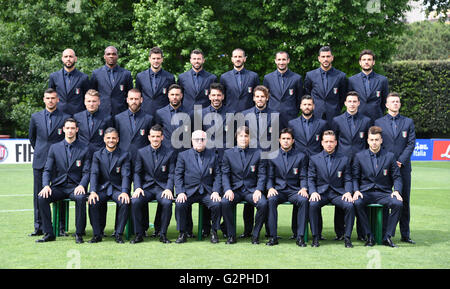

{"left": 0, "top": 162, "right": 449, "bottom": 269}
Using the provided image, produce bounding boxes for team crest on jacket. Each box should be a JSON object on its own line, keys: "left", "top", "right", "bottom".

{"left": 57, "top": 128, "right": 63, "bottom": 135}
{"left": 248, "top": 87, "right": 253, "bottom": 94}
{"left": 161, "top": 165, "right": 166, "bottom": 172}
{"left": 333, "top": 87, "right": 338, "bottom": 94}
{"left": 383, "top": 169, "right": 388, "bottom": 176}
{"left": 163, "top": 88, "right": 167, "bottom": 94}
{"left": 376, "top": 91, "right": 381, "bottom": 97}
{"left": 204, "top": 89, "right": 209, "bottom": 96}
{"left": 209, "top": 167, "right": 213, "bottom": 175}
{"left": 140, "top": 129, "right": 145, "bottom": 136}
{"left": 359, "top": 132, "right": 365, "bottom": 139}
{"left": 402, "top": 131, "right": 407, "bottom": 138}
{"left": 289, "top": 89, "right": 294, "bottom": 95}
{"left": 116, "top": 166, "right": 121, "bottom": 173}
{"left": 98, "top": 129, "right": 104, "bottom": 136}
{"left": 293, "top": 168, "right": 298, "bottom": 175}
{"left": 76, "top": 160, "right": 82, "bottom": 167}
{"left": 75, "top": 88, "right": 80, "bottom": 95}
{"left": 337, "top": 171, "right": 342, "bottom": 178}
{"left": 315, "top": 134, "right": 320, "bottom": 142}
{"left": 120, "top": 84, "right": 124, "bottom": 91}
{"left": 250, "top": 165, "right": 256, "bottom": 173}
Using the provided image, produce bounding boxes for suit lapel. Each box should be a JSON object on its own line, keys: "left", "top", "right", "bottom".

{"left": 329, "top": 156, "right": 342, "bottom": 178}
{"left": 369, "top": 76, "right": 380, "bottom": 96}
{"left": 325, "top": 69, "right": 338, "bottom": 97}
{"left": 352, "top": 114, "right": 363, "bottom": 138}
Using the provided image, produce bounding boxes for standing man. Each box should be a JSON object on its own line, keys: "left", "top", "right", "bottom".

{"left": 304, "top": 46, "right": 347, "bottom": 126}
{"left": 87, "top": 127, "right": 131, "bottom": 244}
{"left": 174, "top": 130, "right": 222, "bottom": 244}
{"left": 136, "top": 47, "right": 176, "bottom": 117}
{"left": 220, "top": 48, "right": 259, "bottom": 113}
{"left": 36, "top": 118, "right": 91, "bottom": 243}
{"left": 266, "top": 128, "right": 309, "bottom": 247}
{"left": 48, "top": 48, "right": 91, "bottom": 116}
{"left": 178, "top": 49, "right": 217, "bottom": 112}
{"left": 29, "top": 88, "right": 70, "bottom": 236}
{"left": 308, "top": 130, "right": 355, "bottom": 248}
{"left": 348, "top": 49, "right": 389, "bottom": 124}
{"left": 263, "top": 51, "right": 303, "bottom": 129}
{"left": 353, "top": 126, "right": 403, "bottom": 247}
{"left": 375, "top": 92, "right": 416, "bottom": 244}
{"left": 130, "top": 124, "right": 176, "bottom": 244}
{"left": 221, "top": 126, "right": 268, "bottom": 245}
{"left": 91, "top": 46, "right": 133, "bottom": 118}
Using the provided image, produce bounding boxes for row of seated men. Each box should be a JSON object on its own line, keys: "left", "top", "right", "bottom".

{"left": 29, "top": 83, "right": 416, "bottom": 247}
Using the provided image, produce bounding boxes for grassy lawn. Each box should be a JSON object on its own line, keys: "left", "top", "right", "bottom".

{"left": 0, "top": 162, "right": 449, "bottom": 269}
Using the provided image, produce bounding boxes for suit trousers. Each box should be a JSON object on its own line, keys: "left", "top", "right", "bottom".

{"left": 221, "top": 191, "right": 268, "bottom": 239}
{"left": 38, "top": 183, "right": 87, "bottom": 236}
{"left": 399, "top": 165, "right": 412, "bottom": 238}
{"left": 309, "top": 191, "right": 355, "bottom": 238}
{"left": 89, "top": 191, "right": 130, "bottom": 236}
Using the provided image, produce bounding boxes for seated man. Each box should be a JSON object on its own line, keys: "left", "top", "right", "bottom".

{"left": 131, "top": 124, "right": 176, "bottom": 244}
{"left": 87, "top": 127, "right": 131, "bottom": 244}
{"left": 353, "top": 126, "right": 403, "bottom": 247}
{"left": 308, "top": 130, "right": 355, "bottom": 248}
{"left": 266, "top": 128, "right": 309, "bottom": 247}
{"left": 174, "top": 130, "right": 222, "bottom": 244}
{"left": 221, "top": 126, "right": 268, "bottom": 245}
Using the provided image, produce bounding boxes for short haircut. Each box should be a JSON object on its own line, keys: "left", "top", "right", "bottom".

{"left": 149, "top": 46, "right": 164, "bottom": 57}
{"left": 232, "top": 48, "right": 246, "bottom": 57}
{"left": 280, "top": 127, "right": 294, "bottom": 138}
{"left": 359, "top": 49, "right": 376, "bottom": 60}
{"left": 190, "top": 49, "right": 204, "bottom": 57}
{"left": 128, "top": 88, "right": 141, "bottom": 96}
{"left": 150, "top": 124, "right": 164, "bottom": 134}
{"left": 275, "top": 51, "right": 290, "bottom": 59}
{"left": 209, "top": 82, "right": 224, "bottom": 94}
{"left": 322, "top": 130, "right": 336, "bottom": 139}
{"left": 104, "top": 127, "right": 118, "bottom": 136}
{"left": 236, "top": 126, "right": 249, "bottom": 137}
{"left": 104, "top": 46, "right": 118, "bottom": 55}
{"left": 64, "top": 117, "right": 78, "bottom": 127}
{"left": 301, "top": 94, "right": 314, "bottom": 104}
{"left": 253, "top": 85, "right": 269, "bottom": 98}
{"left": 368, "top": 126, "right": 383, "bottom": 136}
{"left": 85, "top": 89, "right": 100, "bottom": 98}
{"left": 346, "top": 91, "right": 360, "bottom": 101}
{"left": 44, "top": 88, "right": 57, "bottom": 95}
{"left": 168, "top": 83, "right": 183, "bottom": 93}
{"left": 319, "top": 46, "right": 332, "bottom": 55}
{"left": 387, "top": 92, "right": 401, "bottom": 100}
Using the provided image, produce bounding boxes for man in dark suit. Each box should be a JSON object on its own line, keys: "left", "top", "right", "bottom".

{"left": 136, "top": 47, "right": 176, "bottom": 117}
{"left": 331, "top": 91, "right": 371, "bottom": 240}
{"left": 48, "top": 48, "right": 91, "bottom": 116}
{"left": 91, "top": 46, "right": 133, "bottom": 118}
{"left": 221, "top": 126, "right": 268, "bottom": 244}
{"left": 36, "top": 118, "right": 90, "bottom": 243}
{"left": 130, "top": 124, "right": 176, "bottom": 244}
{"left": 353, "top": 126, "right": 403, "bottom": 247}
{"left": 87, "top": 127, "right": 131, "bottom": 244}
{"left": 308, "top": 130, "right": 355, "bottom": 248}
{"left": 266, "top": 128, "right": 309, "bottom": 247}
{"left": 263, "top": 51, "right": 303, "bottom": 129}
{"left": 29, "top": 88, "right": 70, "bottom": 237}
{"left": 178, "top": 49, "right": 217, "bottom": 112}
{"left": 375, "top": 92, "right": 416, "bottom": 244}
{"left": 220, "top": 48, "right": 259, "bottom": 113}
{"left": 73, "top": 89, "right": 113, "bottom": 158}
{"left": 348, "top": 50, "right": 389, "bottom": 124}
{"left": 174, "top": 130, "right": 222, "bottom": 244}
{"left": 304, "top": 46, "right": 347, "bottom": 126}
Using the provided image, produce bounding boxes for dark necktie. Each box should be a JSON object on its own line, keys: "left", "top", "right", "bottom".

{"left": 304, "top": 119, "right": 311, "bottom": 141}
{"left": 47, "top": 112, "right": 53, "bottom": 135}
{"left": 130, "top": 113, "right": 136, "bottom": 132}
{"left": 66, "top": 144, "right": 72, "bottom": 164}
{"left": 151, "top": 73, "right": 157, "bottom": 94}
{"left": 108, "top": 151, "right": 113, "bottom": 168}
{"left": 348, "top": 115, "right": 355, "bottom": 135}
{"left": 152, "top": 149, "right": 158, "bottom": 166}
{"left": 197, "top": 152, "right": 203, "bottom": 170}
{"left": 236, "top": 71, "right": 242, "bottom": 90}
{"left": 193, "top": 73, "right": 200, "bottom": 92}
{"left": 371, "top": 153, "right": 378, "bottom": 172}
{"left": 65, "top": 72, "right": 72, "bottom": 93}
{"left": 322, "top": 71, "right": 328, "bottom": 92}
{"left": 108, "top": 68, "right": 115, "bottom": 85}
{"left": 363, "top": 75, "right": 371, "bottom": 96}
{"left": 88, "top": 113, "right": 94, "bottom": 136}
{"left": 282, "top": 151, "right": 288, "bottom": 168}
{"left": 391, "top": 117, "right": 397, "bottom": 136}
{"left": 325, "top": 154, "right": 332, "bottom": 174}
{"left": 240, "top": 149, "right": 246, "bottom": 167}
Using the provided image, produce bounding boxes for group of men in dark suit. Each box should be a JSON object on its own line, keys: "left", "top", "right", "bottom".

{"left": 28, "top": 45, "right": 416, "bottom": 247}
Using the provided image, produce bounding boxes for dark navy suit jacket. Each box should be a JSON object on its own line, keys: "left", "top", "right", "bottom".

{"left": 348, "top": 71, "right": 389, "bottom": 123}
{"left": 263, "top": 69, "right": 303, "bottom": 129}
{"left": 220, "top": 68, "right": 259, "bottom": 113}
{"left": 241, "top": 106, "right": 278, "bottom": 150}
{"left": 304, "top": 67, "right": 347, "bottom": 124}
{"left": 352, "top": 149, "right": 402, "bottom": 194}
{"left": 332, "top": 112, "right": 371, "bottom": 157}
{"left": 154, "top": 104, "right": 191, "bottom": 151}
{"left": 133, "top": 145, "right": 177, "bottom": 192}
{"left": 42, "top": 139, "right": 91, "bottom": 189}
{"left": 29, "top": 108, "right": 70, "bottom": 169}
{"left": 135, "top": 68, "right": 176, "bottom": 116}
{"left": 308, "top": 151, "right": 353, "bottom": 195}
{"left": 91, "top": 65, "right": 133, "bottom": 117}
{"left": 178, "top": 69, "right": 217, "bottom": 112}
{"left": 175, "top": 148, "right": 221, "bottom": 197}
{"left": 221, "top": 147, "right": 266, "bottom": 195}
{"left": 375, "top": 114, "right": 415, "bottom": 170}
{"left": 73, "top": 109, "right": 113, "bottom": 157}
{"left": 48, "top": 68, "right": 91, "bottom": 116}
{"left": 288, "top": 115, "right": 328, "bottom": 157}
{"left": 89, "top": 147, "right": 131, "bottom": 195}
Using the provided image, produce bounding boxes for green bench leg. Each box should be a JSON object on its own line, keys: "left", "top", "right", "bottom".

{"left": 369, "top": 204, "right": 383, "bottom": 245}
{"left": 198, "top": 203, "right": 204, "bottom": 241}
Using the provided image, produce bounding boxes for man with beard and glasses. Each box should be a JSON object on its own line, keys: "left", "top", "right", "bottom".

{"left": 136, "top": 47, "right": 176, "bottom": 117}
{"left": 49, "top": 48, "right": 91, "bottom": 116}
{"left": 219, "top": 48, "right": 259, "bottom": 113}
{"left": 348, "top": 49, "right": 389, "bottom": 124}
{"left": 178, "top": 49, "right": 217, "bottom": 112}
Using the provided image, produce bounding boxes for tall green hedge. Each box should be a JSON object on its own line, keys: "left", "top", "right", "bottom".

{"left": 382, "top": 60, "right": 450, "bottom": 138}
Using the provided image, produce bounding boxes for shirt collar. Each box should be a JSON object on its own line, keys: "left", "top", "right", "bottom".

{"left": 361, "top": 70, "right": 374, "bottom": 78}
{"left": 323, "top": 150, "right": 336, "bottom": 158}
{"left": 105, "top": 65, "right": 118, "bottom": 72}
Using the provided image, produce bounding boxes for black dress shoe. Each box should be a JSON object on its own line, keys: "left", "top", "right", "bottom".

{"left": 187, "top": 232, "right": 195, "bottom": 238}
{"left": 88, "top": 235, "right": 103, "bottom": 243}
{"left": 251, "top": 236, "right": 260, "bottom": 244}
{"left": 401, "top": 237, "right": 416, "bottom": 244}
{"left": 175, "top": 233, "right": 187, "bottom": 244}
{"left": 29, "top": 229, "right": 43, "bottom": 237}
{"left": 75, "top": 234, "right": 84, "bottom": 244}
{"left": 344, "top": 237, "right": 353, "bottom": 248}
{"left": 239, "top": 232, "right": 251, "bottom": 238}
{"left": 225, "top": 236, "right": 237, "bottom": 244}
{"left": 59, "top": 229, "right": 69, "bottom": 237}
{"left": 210, "top": 231, "right": 219, "bottom": 244}
{"left": 383, "top": 237, "right": 398, "bottom": 248}
{"left": 265, "top": 237, "right": 278, "bottom": 246}
{"left": 289, "top": 234, "right": 297, "bottom": 240}
{"left": 365, "top": 235, "right": 375, "bottom": 247}
{"left": 159, "top": 234, "right": 171, "bottom": 244}
{"left": 115, "top": 234, "right": 124, "bottom": 244}
{"left": 130, "top": 235, "right": 144, "bottom": 244}
{"left": 296, "top": 237, "right": 307, "bottom": 247}
{"left": 311, "top": 236, "right": 320, "bottom": 247}
{"left": 36, "top": 233, "right": 56, "bottom": 243}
